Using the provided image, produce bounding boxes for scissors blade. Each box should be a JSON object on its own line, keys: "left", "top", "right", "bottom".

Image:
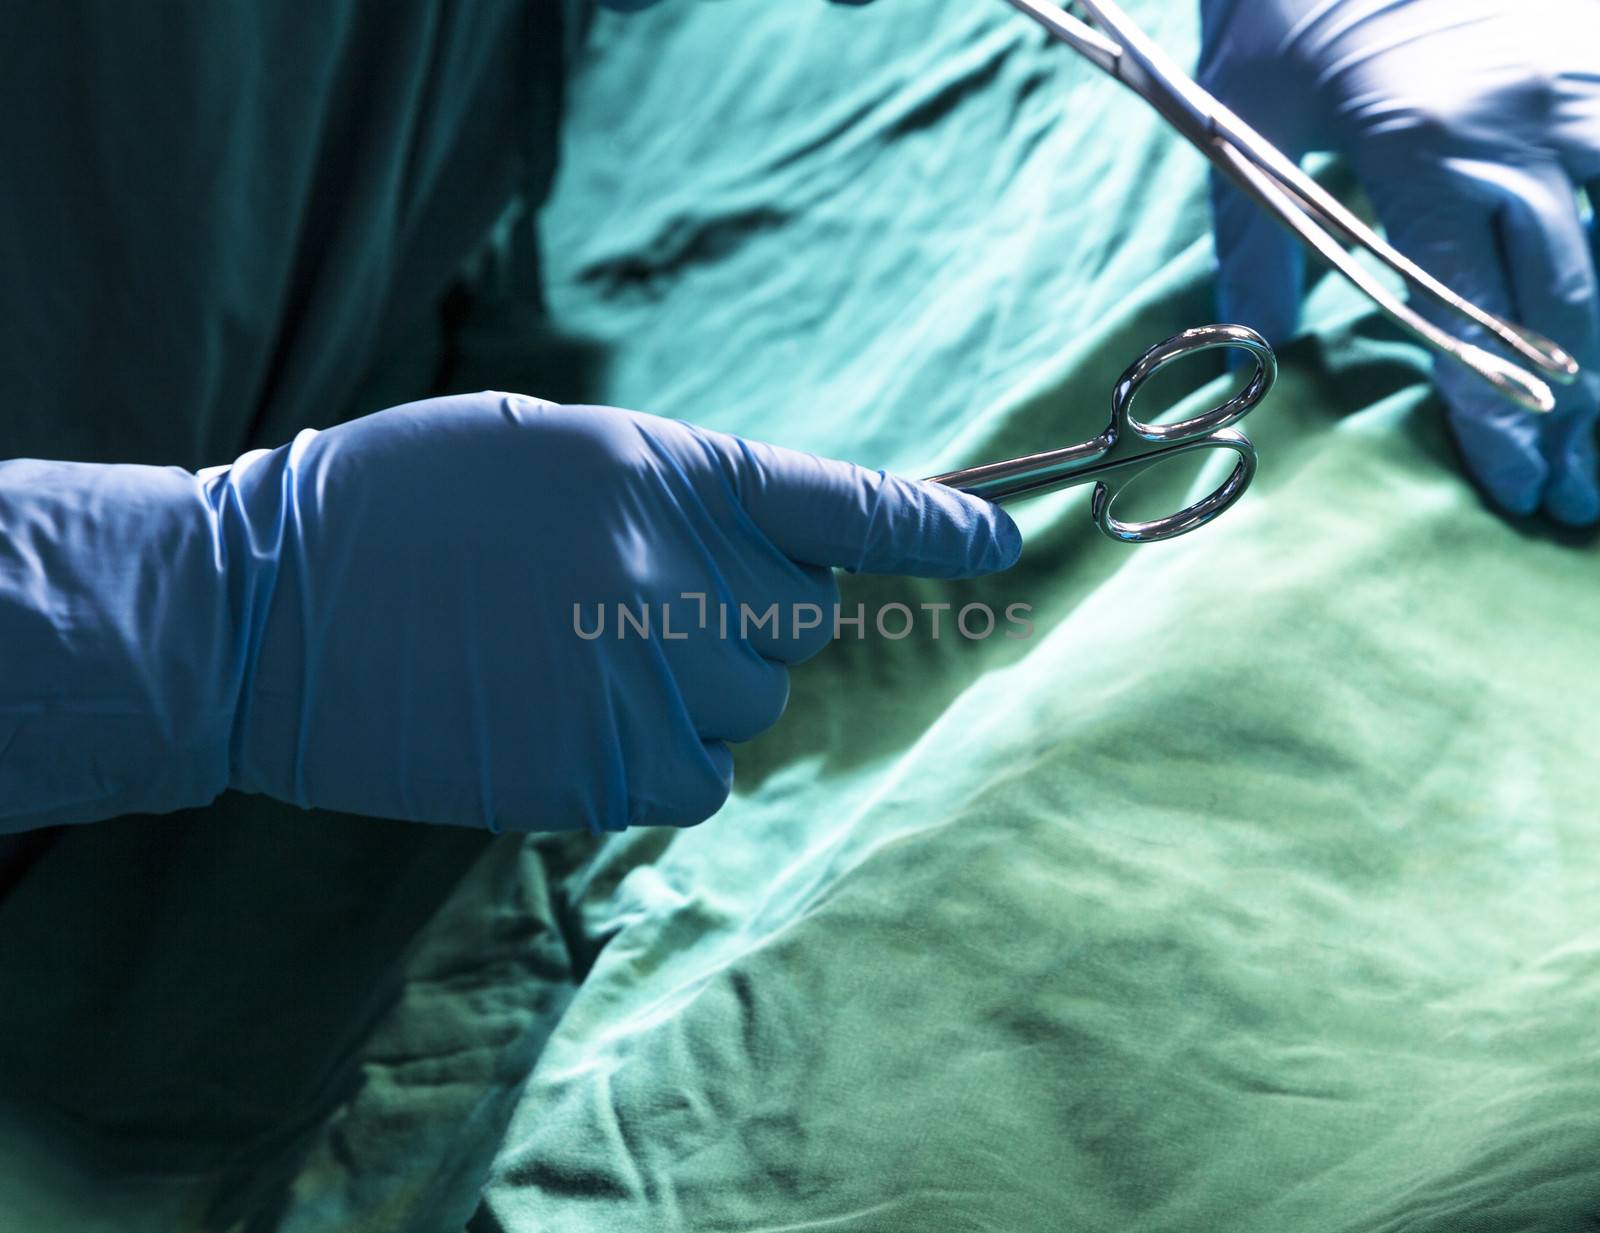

{"left": 926, "top": 432, "right": 1113, "bottom": 504}
{"left": 1206, "top": 137, "right": 1564, "bottom": 413}
{"left": 1207, "top": 107, "right": 1575, "bottom": 405}
{"left": 994, "top": 0, "right": 1122, "bottom": 75}
{"left": 993, "top": 0, "right": 1574, "bottom": 414}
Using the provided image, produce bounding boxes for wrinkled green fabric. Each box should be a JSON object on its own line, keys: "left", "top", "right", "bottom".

{"left": 475, "top": 2, "right": 1600, "bottom": 1230}
{"left": 3, "top": 1, "right": 1599, "bottom": 1230}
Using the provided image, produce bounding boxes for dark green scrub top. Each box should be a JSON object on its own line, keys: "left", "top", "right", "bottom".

{"left": 0, "top": 0, "right": 570, "bottom": 466}
{"left": 0, "top": 0, "right": 579, "bottom": 1177}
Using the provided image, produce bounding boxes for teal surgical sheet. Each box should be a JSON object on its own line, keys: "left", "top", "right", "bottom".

{"left": 3, "top": 2, "right": 1599, "bottom": 1230}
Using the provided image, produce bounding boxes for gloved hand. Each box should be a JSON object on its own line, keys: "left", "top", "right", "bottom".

{"left": 1199, "top": 0, "right": 1600, "bottom": 525}
{"left": 0, "top": 394, "right": 1018, "bottom": 835}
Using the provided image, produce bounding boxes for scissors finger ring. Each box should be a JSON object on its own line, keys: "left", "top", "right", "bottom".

{"left": 926, "top": 323, "right": 1277, "bottom": 544}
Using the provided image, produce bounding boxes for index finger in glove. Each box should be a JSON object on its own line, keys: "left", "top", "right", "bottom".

{"left": 709, "top": 433, "right": 1022, "bottom": 580}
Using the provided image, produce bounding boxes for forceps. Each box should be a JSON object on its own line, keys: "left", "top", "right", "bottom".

{"left": 999, "top": 0, "right": 1579, "bottom": 414}
{"left": 929, "top": 323, "right": 1275, "bottom": 543}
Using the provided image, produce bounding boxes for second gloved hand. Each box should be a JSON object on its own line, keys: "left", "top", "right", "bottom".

{"left": 1199, "top": 0, "right": 1600, "bottom": 525}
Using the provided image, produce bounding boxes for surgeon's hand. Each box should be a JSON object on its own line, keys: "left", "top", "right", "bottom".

{"left": 0, "top": 395, "right": 1017, "bottom": 835}
{"left": 1199, "top": 0, "right": 1600, "bottom": 524}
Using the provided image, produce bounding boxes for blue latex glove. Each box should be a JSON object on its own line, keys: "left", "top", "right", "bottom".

{"left": 0, "top": 393, "right": 1018, "bottom": 835}
{"left": 1199, "top": 0, "right": 1600, "bottom": 525}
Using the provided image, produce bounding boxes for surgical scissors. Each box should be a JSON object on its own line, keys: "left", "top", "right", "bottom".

{"left": 998, "top": 0, "right": 1578, "bottom": 414}
{"left": 929, "top": 323, "right": 1275, "bottom": 543}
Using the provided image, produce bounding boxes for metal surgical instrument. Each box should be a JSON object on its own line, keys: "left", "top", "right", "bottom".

{"left": 929, "top": 323, "right": 1275, "bottom": 543}
{"left": 998, "top": 0, "right": 1578, "bottom": 414}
